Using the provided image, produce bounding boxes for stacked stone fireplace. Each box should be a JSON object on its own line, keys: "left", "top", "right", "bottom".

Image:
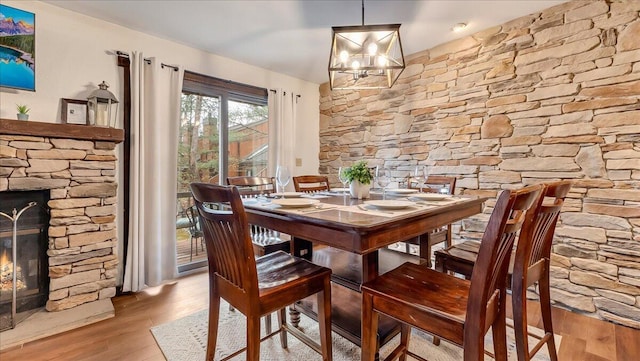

{"left": 0, "top": 120, "right": 123, "bottom": 325}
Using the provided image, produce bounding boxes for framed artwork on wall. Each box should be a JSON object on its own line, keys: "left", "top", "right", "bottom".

{"left": 0, "top": 4, "right": 35, "bottom": 91}
{"left": 61, "top": 99, "right": 88, "bottom": 125}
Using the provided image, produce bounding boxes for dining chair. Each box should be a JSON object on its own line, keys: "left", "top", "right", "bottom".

{"left": 361, "top": 184, "right": 543, "bottom": 361}
{"left": 293, "top": 175, "right": 331, "bottom": 193}
{"left": 190, "top": 183, "right": 333, "bottom": 361}
{"left": 226, "top": 176, "right": 291, "bottom": 332}
{"left": 434, "top": 181, "right": 571, "bottom": 361}
{"left": 290, "top": 175, "right": 329, "bottom": 254}
{"left": 390, "top": 175, "right": 457, "bottom": 267}
{"left": 226, "top": 176, "right": 290, "bottom": 256}
{"left": 185, "top": 205, "right": 204, "bottom": 261}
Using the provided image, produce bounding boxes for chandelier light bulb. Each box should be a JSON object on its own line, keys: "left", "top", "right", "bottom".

{"left": 351, "top": 60, "right": 361, "bottom": 70}
{"left": 367, "top": 42, "right": 378, "bottom": 56}
{"left": 339, "top": 50, "right": 349, "bottom": 63}
{"left": 377, "top": 55, "right": 388, "bottom": 67}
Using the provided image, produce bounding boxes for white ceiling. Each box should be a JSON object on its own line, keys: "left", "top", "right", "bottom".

{"left": 45, "top": 0, "right": 566, "bottom": 85}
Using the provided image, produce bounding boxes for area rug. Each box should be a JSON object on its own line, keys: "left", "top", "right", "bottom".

{"left": 151, "top": 300, "right": 560, "bottom": 361}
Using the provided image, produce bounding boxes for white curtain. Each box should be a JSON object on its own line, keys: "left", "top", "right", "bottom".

{"left": 268, "top": 89, "right": 298, "bottom": 190}
{"left": 123, "top": 52, "right": 184, "bottom": 292}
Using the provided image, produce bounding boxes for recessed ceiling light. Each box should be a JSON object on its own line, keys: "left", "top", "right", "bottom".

{"left": 452, "top": 23, "right": 468, "bottom": 32}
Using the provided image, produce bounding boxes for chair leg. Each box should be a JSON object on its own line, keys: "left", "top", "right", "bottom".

{"left": 424, "top": 242, "right": 433, "bottom": 268}
{"left": 434, "top": 254, "right": 445, "bottom": 273}
{"left": 289, "top": 304, "right": 301, "bottom": 327}
{"left": 206, "top": 296, "right": 221, "bottom": 361}
{"left": 418, "top": 233, "right": 430, "bottom": 267}
{"left": 264, "top": 312, "right": 272, "bottom": 334}
{"left": 190, "top": 236, "right": 194, "bottom": 262}
{"left": 512, "top": 276, "right": 530, "bottom": 361}
{"left": 317, "top": 280, "right": 333, "bottom": 361}
{"left": 277, "top": 308, "right": 288, "bottom": 349}
{"left": 361, "top": 292, "right": 378, "bottom": 361}
{"left": 463, "top": 331, "right": 485, "bottom": 361}
{"left": 539, "top": 269, "right": 558, "bottom": 361}
{"left": 399, "top": 324, "right": 411, "bottom": 361}
{"left": 246, "top": 315, "right": 261, "bottom": 361}
{"left": 491, "top": 302, "right": 508, "bottom": 361}
{"left": 428, "top": 243, "right": 442, "bottom": 353}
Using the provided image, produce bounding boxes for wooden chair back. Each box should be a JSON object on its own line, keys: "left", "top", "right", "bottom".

{"left": 517, "top": 180, "right": 572, "bottom": 271}
{"left": 226, "top": 176, "right": 277, "bottom": 196}
{"left": 425, "top": 175, "right": 457, "bottom": 194}
{"left": 293, "top": 175, "right": 330, "bottom": 193}
{"left": 226, "top": 176, "right": 289, "bottom": 258}
{"left": 465, "top": 185, "right": 543, "bottom": 347}
{"left": 408, "top": 175, "right": 457, "bottom": 194}
{"left": 401, "top": 175, "right": 457, "bottom": 265}
{"left": 190, "top": 183, "right": 259, "bottom": 302}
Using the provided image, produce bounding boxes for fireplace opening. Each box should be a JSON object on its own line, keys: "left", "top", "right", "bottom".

{"left": 0, "top": 190, "right": 50, "bottom": 331}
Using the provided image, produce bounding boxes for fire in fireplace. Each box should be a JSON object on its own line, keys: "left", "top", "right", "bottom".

{"left": 0, "top": 190, "right": 50, "bottom": 331}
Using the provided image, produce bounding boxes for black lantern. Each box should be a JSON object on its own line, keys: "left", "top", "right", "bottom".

{"left": 87, "top": 81, "right": 119, "bottom": 127}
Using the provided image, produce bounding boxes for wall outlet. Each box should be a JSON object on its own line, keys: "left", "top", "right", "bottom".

{"left": 295, "top": 158, "right": 302, "bottom": 166}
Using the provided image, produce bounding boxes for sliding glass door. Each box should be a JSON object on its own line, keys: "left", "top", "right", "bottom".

{"left": 175, "top": 72, "right": 268, "bottom": 271}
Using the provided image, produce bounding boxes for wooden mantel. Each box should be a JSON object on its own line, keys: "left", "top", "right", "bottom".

{"left": 0, "top": 118, "right": 125, "bottom": 143}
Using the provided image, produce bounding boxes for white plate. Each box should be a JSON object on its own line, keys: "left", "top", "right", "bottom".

{"left": 363, "top": 200, "right": 415, "bottom": 210}
{"left": 271, "top": 198, "right": 320, "bottom": 208}
{"left": 410, "top": 193, "right": 451, "bottom": 201}
{"left": 385, "top": 188, "right": 418, "bottom": 195}
{"left": 271, "top": 192, "right": 305, "bottom": 198}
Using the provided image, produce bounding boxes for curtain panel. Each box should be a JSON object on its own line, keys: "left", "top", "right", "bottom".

{"left": 122, "top": 52, "right": 184, "bottom": 292}
{"left": 268, "top": 89, "right": 298, "bottom": 190}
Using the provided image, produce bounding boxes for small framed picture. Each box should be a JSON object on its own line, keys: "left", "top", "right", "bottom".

{"left": 61, "top": 98, "right": 88, "bottom": 125}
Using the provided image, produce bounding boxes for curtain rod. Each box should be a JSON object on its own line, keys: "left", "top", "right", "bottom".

{"left": 269, "top": 89, "right": 301, "bottom": 98}
{"left": 116, "top": 50, "right": 178, "bottom": 72}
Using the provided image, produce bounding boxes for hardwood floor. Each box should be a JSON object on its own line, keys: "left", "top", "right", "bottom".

{"left": 1, "top": 270, "right": 638, "bottom": 361}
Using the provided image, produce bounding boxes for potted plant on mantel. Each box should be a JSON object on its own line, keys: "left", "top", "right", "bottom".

{"left": 342, "top": 160, "right": 373, "bottom": 199}
{"left": 16, "top": 104, "right": 30, "bottom": 120}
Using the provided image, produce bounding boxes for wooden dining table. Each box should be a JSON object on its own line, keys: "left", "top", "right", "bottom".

{"left": 243, "top": 191, "right": 486, "bottom": 349}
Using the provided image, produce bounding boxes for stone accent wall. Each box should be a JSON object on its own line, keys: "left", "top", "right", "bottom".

{"left": 0, "top": 135, "right": 118, "bottom": 311}
{"left": 319, "top": 0, "right": 640, "bottom": 328}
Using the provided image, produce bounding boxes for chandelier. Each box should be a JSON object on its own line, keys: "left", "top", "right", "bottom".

{"left": 328, "top": 0, "right": 405, "bottom": 90}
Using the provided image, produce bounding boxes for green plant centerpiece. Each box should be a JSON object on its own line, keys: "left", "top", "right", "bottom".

{"left": 16, "top": 104, "right": 30, "bottom": 120}
{"left": 343, "top": 160, "right": 373, "bottom": 199}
